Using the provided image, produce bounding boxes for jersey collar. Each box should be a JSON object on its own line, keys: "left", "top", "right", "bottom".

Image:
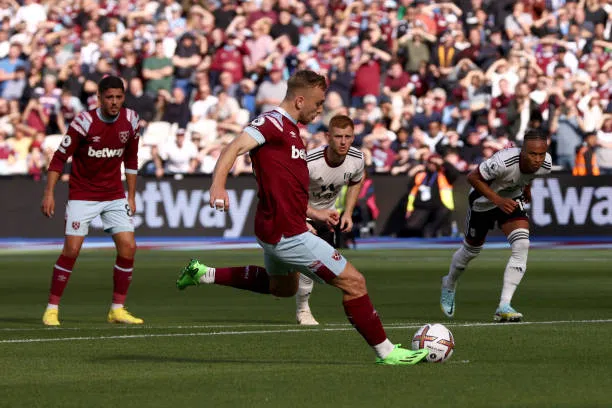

{"left": 274, "top": 107, "right": 297, "bottom": 125}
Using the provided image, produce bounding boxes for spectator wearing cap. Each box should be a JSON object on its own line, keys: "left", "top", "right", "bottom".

{"left": 172, "top": 32, "right": 202, "bottom": 97}
{"left": 154, "top": 128, "right": 199, "bottom": 178}
{"left": 256, "top": 67, "right": 287, "bottom": 114}
{"left": 142, "top": 40, "right": 174, "bottom": 96}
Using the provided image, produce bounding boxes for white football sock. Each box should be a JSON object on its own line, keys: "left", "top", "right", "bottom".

{"left": 199, "top": 267, "right": 215, "bottom": 284}
{"left": 296, "top": 274, "right": 314, "bottom": 312}
{"left": 374, "top": 339, "right": 395, "bottom": 359}
{"left": 111, "top": 303, "right": 123, "bottom": 310}
{"left": 500, "top": 229, "right": 529, "bottom": 306}
{"left": 46, "top": 304, "right": 58, "bottom": 310}
{"left": 445, "top": 241, "right": 482, "bottom": 287}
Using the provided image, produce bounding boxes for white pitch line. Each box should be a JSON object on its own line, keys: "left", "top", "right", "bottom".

{"left": 1, "top": 319, "right": 611, "bottom": 344}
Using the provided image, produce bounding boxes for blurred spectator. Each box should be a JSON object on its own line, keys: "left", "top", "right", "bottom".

{"left": 161, "top": 87, "right": 191, "bottom": 129}
{"left": 256, "top": 67, "right": 287, "bottom": 114}
{"left": 596, "top": 116, "right": 612, "bottom": 174}
{"left": 143, "top": 40, "right": 174, "bottom": 96}
{"left": 551, "top": 97, "right": 583, "bottom": 171}
{"left": 573, "top": 132, "right": 600, "bottom": 176}
{"left": 0, "top": 43, "right": 27, "bottom": 96}
{"left": 125, "top": 77, "right": 156, "bottom": 125}
{"left": 172, "top": 32, "right": 202, "bottom": 96}
{"left": 154, "top": 128, "right": 198, "bottom": 177}
{"left": 401, "top": 153, "right": 460, "bottom": 238}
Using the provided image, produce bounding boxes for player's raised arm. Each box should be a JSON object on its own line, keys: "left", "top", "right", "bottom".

{"left": 209, "top": 131, "right": 259, "bottom": 211}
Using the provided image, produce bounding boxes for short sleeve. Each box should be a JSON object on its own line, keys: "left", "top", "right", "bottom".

{"left": 244, "top": 113, "right": 283, "bottom": 145}
{"left": 478, "top": 153, "right": 505, "bottom": 181}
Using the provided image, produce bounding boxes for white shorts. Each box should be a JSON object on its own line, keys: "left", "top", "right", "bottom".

{"left": 65, "top": 198, "right": 134, "bottom": 236}
{"left": 257, "top": 232, "right": 348, "bottom": 284}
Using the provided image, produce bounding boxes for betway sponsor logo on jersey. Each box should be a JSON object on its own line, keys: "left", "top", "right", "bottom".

{"left": 87, "top": 146, "right": 124, "bottom": 158}
{"left": 291, "top": 145, "right": 306, "bottom": 160}
{"left": 531, "top": 178, "right": 612, "bottom": 226}
{"left": 91, "top": 182, "right": 255, "bottom": 237}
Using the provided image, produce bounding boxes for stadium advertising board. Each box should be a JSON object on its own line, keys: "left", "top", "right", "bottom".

{"left": 0, "top": 174, "right": 610, "bottom": 238}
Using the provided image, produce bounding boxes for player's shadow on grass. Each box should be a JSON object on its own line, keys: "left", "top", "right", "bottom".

{"left": 96, "top": 354, "right": 363, "bottom": 366}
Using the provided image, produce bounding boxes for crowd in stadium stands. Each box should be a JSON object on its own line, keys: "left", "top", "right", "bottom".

{"left": 1, "top": 0, "right": 612, "bottom": 179}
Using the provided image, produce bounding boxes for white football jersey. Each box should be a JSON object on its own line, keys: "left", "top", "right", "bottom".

{"left": 471, "top": 147, "right": 552, "bottom": 212}
{"left": 307, "top": 146, "right": 365, "bottom": 210}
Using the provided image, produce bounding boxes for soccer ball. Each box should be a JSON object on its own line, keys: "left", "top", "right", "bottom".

{"left": 411, "top": 323, "right": 455, "bottom": 363}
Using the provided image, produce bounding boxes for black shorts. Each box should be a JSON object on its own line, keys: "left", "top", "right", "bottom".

{"left": 307, "top": 219, "right": 337, "bottom": 248}
{"left": 465, "top": 205, "right": 529, "bottom": 242}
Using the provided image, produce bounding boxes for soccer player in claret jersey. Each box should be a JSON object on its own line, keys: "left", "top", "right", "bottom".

{"left": 177, "top": 70, "right": 429, "bottom": 365}
{"left": 41, "top": 75, "right": 143, "bottom": 326}
{"left": 440, "top": 129, "right": 552, "bottom": 322}
{"left": 297, "top": 115, "right": 365, "bottom": 326}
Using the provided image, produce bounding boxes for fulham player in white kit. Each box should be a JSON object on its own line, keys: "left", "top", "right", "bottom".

{"left": 41, "top": 76, "right": 143, "bottom": 326}
{"left": 440, "top": 129, "right": 552, "bottom": 322}
{"left": 297, "top": 115, "right": 365, "bottom": 325}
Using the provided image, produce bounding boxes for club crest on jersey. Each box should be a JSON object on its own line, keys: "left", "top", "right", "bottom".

{"left": 119, "top": 131, "right": 130, "bottom": 144}
{"left": 72, "top": 221, "right": 80, "bottom": 230}
{"left": 332, "top": 251, "right": 342, "bottom": 261}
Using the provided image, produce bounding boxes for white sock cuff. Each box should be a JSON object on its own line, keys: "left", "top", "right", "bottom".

{"left": 508, "top": 228, "right": 530, "bottom": 245}
{"left": 462, "top": 241, "right": 483, "bottom": 254}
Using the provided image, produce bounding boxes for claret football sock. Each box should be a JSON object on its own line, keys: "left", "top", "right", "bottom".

{"left": 214, "top": 266, "right": 271, "bottom": 294}
{"left": 112, "top": 256, "right": 134, "bottom": 305}
{"left": 343, "top": 294, "right": 387, "bottom": 348}
{"left": 48, "top": 255, "right": 77, "bottom": 306}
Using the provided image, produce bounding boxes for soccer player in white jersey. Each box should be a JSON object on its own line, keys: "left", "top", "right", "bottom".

{"left": 40, "top": 75, "right": 143, "bottom": 326}
{"left": 440, "top": 129, "right": 552, "bottom": 322}
{"left": 297, "top": 114, "right": 365, "bottom": 325}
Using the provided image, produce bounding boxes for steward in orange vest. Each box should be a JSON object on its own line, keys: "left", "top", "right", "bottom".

{"left": 573, "top": 133, "right": 600, "bottom": 176}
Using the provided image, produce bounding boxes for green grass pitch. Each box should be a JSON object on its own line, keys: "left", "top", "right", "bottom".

{"left": 1, "top": 248, "right": 611, "bottom": 408}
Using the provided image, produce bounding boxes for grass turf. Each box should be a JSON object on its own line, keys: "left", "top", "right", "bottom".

{"left": 1, "top": 248, "right": 611, "bottom": 408}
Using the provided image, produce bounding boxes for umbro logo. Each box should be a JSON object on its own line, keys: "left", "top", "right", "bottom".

{"left": 289, "top": 130, "right": 297, "bottom": 138}
{"left": 92, "top": 136, "right": 101, "bottom": 143}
